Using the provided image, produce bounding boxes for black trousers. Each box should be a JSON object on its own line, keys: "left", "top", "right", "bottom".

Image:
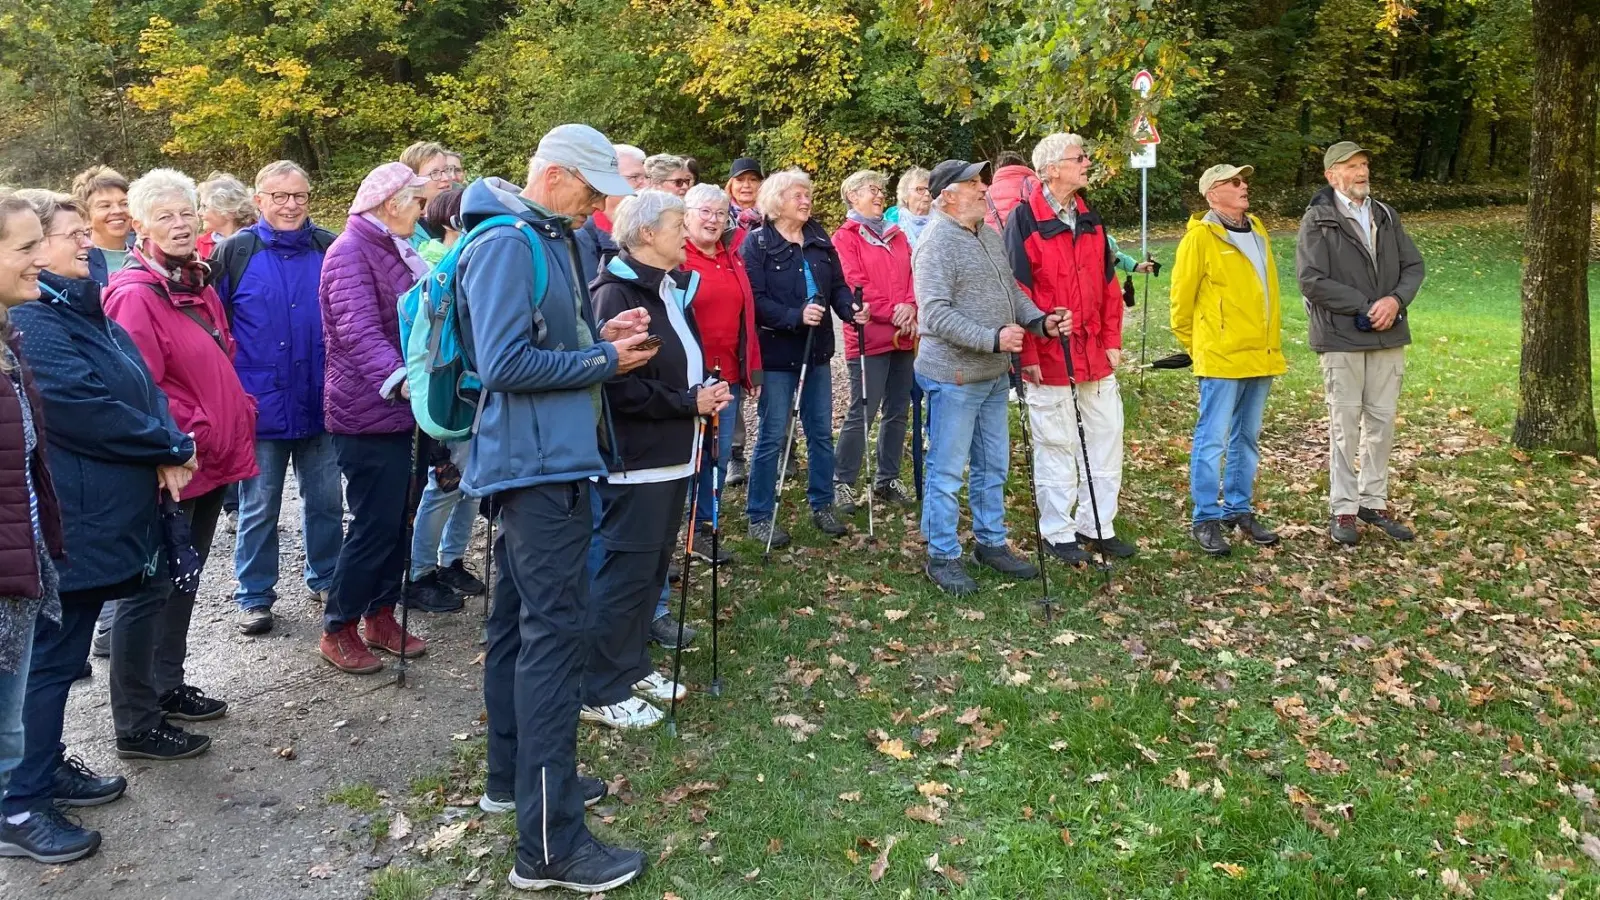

{"left": 327, "top": 433, "right": 412, "bottom": 632}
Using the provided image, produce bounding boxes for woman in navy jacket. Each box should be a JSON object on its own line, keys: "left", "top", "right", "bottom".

{"left": 740, "top": 169, "right": 866, "bottom": 549}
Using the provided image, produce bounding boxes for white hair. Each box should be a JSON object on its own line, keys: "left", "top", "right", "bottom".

{"left": 644, "top": 154, "right": 688, "bottom": 185}
{"left": 614, "top": 144, "right": 646, "bottom": 165}
{"left": 527, "top": 155, "right": 554, "bottom": 185}
{"left": 1032, "top": 133, "right": 1086, "bottom": 172}
{"left": 387, "top": 185, "right": 423, "bottom": 212}
{"left": 896, "top": 167, "right": 930, "bottom": 206}
{"left": 840, "top": 169, "right": 887, "bottom": 206}
{"left": 611, "top": 189, "right": 686, "bottom": 251}
{"left": 755, "top": 168, "right": 812, "bottom": 219}
{"left": 198, "top": 173, "right": 256, "bottom": 226}
{"left": 127, "top": 168, "right": 198, "bottom": 223}
{"left": 254, "top": 160, "right": 311, "bottom": 192}
{"left": 684, "top": 182, "right": 728, "bottom": 210}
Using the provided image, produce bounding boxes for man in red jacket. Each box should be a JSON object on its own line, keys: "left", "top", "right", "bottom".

{"left": 1003, "top": 133, "right": 1136, "bottom": 564}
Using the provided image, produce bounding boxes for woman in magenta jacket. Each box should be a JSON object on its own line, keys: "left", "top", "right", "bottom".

{"left": 831, "top": 169, "right": 917, "bottom": 517}
{"left": 314, "top": 162, "right": 430, "bottom": 676}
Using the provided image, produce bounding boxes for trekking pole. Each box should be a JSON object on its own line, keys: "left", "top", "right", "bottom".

{"left": 668, "top": 420, "right": 706, "bottom": 738}
{"left": 1010, "top": 359, "right": 1055, "bottom": 623}
{"left": 397, "top": 427, "right": 423, "bottom": 688}
{"left": 708, "top": 363, "right": 725, "bottom": 699}
{"left": 850, "top": 287, "right": 875, "bottom": 541}
{"left": 1058, "top": 315, "right": 1113, "bottom": 585}
{"left": 482, "top": 501, "right": 494, "bottom": 620}
{"left": 765, "top": 297, "right": 821, "bottom": 562}
{"left": 910, "top": 381, "right": 924, "bottom": 504}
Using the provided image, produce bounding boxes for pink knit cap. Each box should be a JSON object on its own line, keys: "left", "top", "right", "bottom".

{"left": 349, "top": 162, "right": 429, "bottom": 215}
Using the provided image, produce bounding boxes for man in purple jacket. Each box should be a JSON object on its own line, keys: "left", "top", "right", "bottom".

{"left": 212, "top": 160, "right": 344, "bottom": 638}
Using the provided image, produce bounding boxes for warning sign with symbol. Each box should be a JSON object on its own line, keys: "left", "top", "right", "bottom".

{"left": 1131, "top": 114, "right": 1161, "bottom": 146}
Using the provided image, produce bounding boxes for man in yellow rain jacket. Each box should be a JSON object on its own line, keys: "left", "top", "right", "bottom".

{"left": 1170, "top": 163, "right": 1286, "bottom": 557}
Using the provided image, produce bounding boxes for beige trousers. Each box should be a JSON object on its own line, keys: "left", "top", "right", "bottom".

{"left": 1319, "top": 347, "right": 1406, "bottom": 515}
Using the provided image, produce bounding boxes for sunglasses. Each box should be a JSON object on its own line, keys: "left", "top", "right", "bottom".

{"left": 564, "top": 167, "right": 605, "bottom": 205}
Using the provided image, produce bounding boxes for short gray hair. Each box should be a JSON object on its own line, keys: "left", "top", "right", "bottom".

{"left": 254, "top": 160, "right": 311, "bottom": 192}
{"left": 612, "top": 189, "right": 686, "bottom": 251}
{"left": 1032, "top": 133, "right": 1086, "bottom": 173}
{"left": 896, "top": 167, "right": 930, "bottom": 206}
{"left": 198, "top": 173, "right": 257, "bottom": 227}
{"left": 840, "top": 170, "right": 887, "bottom": 206}
{"left": 755, "top": 168, "right": 812, "bottom": 219}
{"left": 615, "top": 144, "right": 646, "bottom": 165}
{"left": 128, "top": 168, "right": 198, "bottom": 223}
{"left": 644, "top": 154, "right": 688, "bottom": 186}
{"left": 684, "top": 183, "right": 728, "bottom": 211}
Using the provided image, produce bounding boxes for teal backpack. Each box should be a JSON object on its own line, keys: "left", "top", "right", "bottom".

{"left": 397, "top": 214, "right": 547, "bottom": 441}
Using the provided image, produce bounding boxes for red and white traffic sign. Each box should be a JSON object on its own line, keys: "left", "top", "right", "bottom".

{"left": 1131, "top": 114, "right": 1161, "bottom": 146}
{"left": 1132, "top": 69, "right": 1154, "bottom": 97}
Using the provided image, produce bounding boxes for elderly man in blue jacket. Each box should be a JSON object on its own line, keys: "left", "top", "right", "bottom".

{"left": 456, "top": 124, "right": 658, "bottom": 895}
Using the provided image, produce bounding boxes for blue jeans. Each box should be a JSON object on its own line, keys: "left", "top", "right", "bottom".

{"left": 586, "top": 485, "right": 673, "bottom": 622}
{"left": 410, "top": 443, "right": 476, "bottom": 579}
{"left": 746, "top": 365, "right": 834, "bottom": 522}
{"left": 234, "top": 434, "right": 344, "bottom": 611}
{"left": 1190, "top": 376, "right": 1273, "bottom": 523}
{"left": 917, "top": 372, "right": 1011, "bottom": 560}
{"left": 3, "top": 601, "right": 98, "bottom": 814}
{"left": 0, "top": 611, "right": 35, "bottom": 803}
{"left": 695, "top": 384, "right": 741, "bottom": 525}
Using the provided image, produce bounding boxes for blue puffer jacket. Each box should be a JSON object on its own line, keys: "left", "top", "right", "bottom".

{"left": 212, "top": 220, "right": 336, "bottom": 441}
{"left": 12, "top": 272, "right": 195, "bottom": 594}
{"left": 455, "top": 178, "right": 620, "bottom": 496}
{"left": 742, "top": 218, "right": 857, "bottom": 371}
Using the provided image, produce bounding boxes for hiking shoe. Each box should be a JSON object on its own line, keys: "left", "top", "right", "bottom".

{"left": 52, "top": 755, "right": 127, "bottom": 808}
{"left": 1226, "top": 512, "right": 1280, "bottom": 546}
{"left": 668, "top": 560, "right": 681, "bottom": 584}
{"left": 90, "top": 626, "right": 110, "bottom": 659}
{"left": 784, "top": 450, "right": 800, "bottom": 480}
{"left": 508, "top": 833, "right": 647, "bottom": 893}
{"left": 479, "top": 776, "right": 607, "bottom": 815}
{"left": 875, "top": 480, "right": 913, "bottom": 505}
{"left": 749, "top": 519, "right": 791, "bottom": 550}
{"left": 580, "top": 696, "right": 663, "bottom": 730}
{"left": 1046, "top": 539, "right": 1092, "bottom": 565}
{"left": 478, "top": 791, "right": 515, "bottom": 814}
{"left": 649, "top": 614, "right": 697, "bottom": 650}
{"left": 1329, "top": 514, "right": 1360, "bottom": 545}
{"left": 691, "top": 523, "right": 733, "bottom": 564}
{"left": 238, "top": 607, "right": 274, "bottom": 636}
{"left": 1077, "top": 531, "right": 1137, "bottom": 559}
{"left": 400, "top": 572, "right": 464, "bottom": 613}
{"left": 320, "top": 622, "right": 384, "bottom": 674}
{"left": 158, "top": 684, "right": 228, "bottom": 722}
{"left": 1358, "top": 507, "right": 1414, "bottom": 541}
{"left": 812, "top": 505, "right": 848, "bottom": 537}
{"left": 1191, "top": 520, "right": 1232, "bottom": 557}
{"left": 726, "top": 456, "right": 748, "bottom": 487}
{"left": 925, "top": 557, "right": 978, "bottom": 596}
{"left": 834, "top": 483, "right": 860, "bottom": 515}
{"left": 0, "top": 805, "right": 101, "bottom": 864}
{"left": 115, "top": 722, "right": 210, "bottom": 761}
{"left": 633, "top": 671, "right": 688, "bottom": 703}
{"left": 363, "top": 608, "right": 428, "bottom": 658}
{"left": 438, "top": 560, "right": 487, "bottom": 595}
{"left": 974, "top": 543, "right": 1039, "bottom": 579}
{"left": 75, "top": 660, "right": 91, "bottom": 681}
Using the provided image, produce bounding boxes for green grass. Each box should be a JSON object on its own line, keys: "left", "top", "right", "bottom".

{"left": 366, "top": 214, "right": 1600, "bottom": 898}
{"left": 327, "top": 782, "right": 382, "bottom": 813}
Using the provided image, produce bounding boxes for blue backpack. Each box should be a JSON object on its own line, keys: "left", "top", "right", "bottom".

{"left": 398, "top": 215, "right": 547, "bottom": 440}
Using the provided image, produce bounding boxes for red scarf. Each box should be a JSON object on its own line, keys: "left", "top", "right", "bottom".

{"left": 131, "top": 238, "right": 210, "bottom": 296}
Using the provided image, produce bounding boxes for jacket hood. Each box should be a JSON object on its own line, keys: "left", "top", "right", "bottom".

{"left": 991, "top": 165, "right": 1038, "bottom": 188}
{"left": 253, "top": 218, "right": 325, "bottom": 251}
{"left": 599, "top": 254, "right": 700, "bottom": 311}
{"left": 838, "top": 216, "right": 904, "bottom": 250}
{"left": 38, "top": 270, "right": 105, "bottom": 319}
{"left": 460, "top": 177, "right": 565, "bottom": 233}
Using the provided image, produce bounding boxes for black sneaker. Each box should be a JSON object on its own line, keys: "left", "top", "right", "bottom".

{"left": 115, "top": 722, "right": 211, "bottom": 761}
{"left": 726, "top": 456, "right": 748, "bottom": 487}
{"left": 0, "top": 805, "right": 101, "bottom": 864}
{"left": 75, "top": 660, "right": 92, "bottom": 681}
{"left": 238, "top": 607, "right": 274, "bottom": 636}
{"left": 437, "top": 560, "right": 487, "bottom": 595}
{"left": 401, "top": 572, "right": 465, "bottom": 613}
{"left": 1358, "top": 507, "right": 1414, "bottom": 542}
{"left": 1329, "top": 514, "right": 1360, "bottom": 545}
{"left": 649, "top": 614, "right": 698, "bottom": 650}
{"left": 925, "top": 557, "right": 978, "bottom": 596}
{"left": 668, "top": 560, "right": 681, "bottom": 584}
{"left": 579, "top": 775, "right": 608, "bottom": 808}
{"left": 1191, "top": 520, "right": 1232, "bottom": 557}
{"left": 874, "top": 480, "right": 913, "bottom": 505}
{"left": 1077, "top": 531, "right": 1137, "bottom": 559}
{"left": 691, "top": 523, "right": 733, "bottom": 564}
{"left": 834, "top": 484, "right": 860, "bottom": 515}
{"left": 973, "top": 543, "right": 1039, "bottom": 579}
{"left": 508, "top": 834, "right": 647, "bottom": 893}
{"left": 159, "top": 684, "right": 228, "bottom": 722}
{"left": 812, "top": 505, "right": 848, "bottom": 537}
{"left": 749, "top": 519, "right": 791, "bottom": 550}
{"left": 1046, "top": 539, "right": 1092, "bottom": 565}
{"left": 1226, "top": 512, "right": 1280, "bottom": 546}
{"left": 53, "top": 754, "right": 127, "bottom": 808}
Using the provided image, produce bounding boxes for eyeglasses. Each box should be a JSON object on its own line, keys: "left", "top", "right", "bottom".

{"left": 426, "top": 166, "right": 464, "bottom": 182}
{"left": 661, "top": 177, "right": 694, "bottom": 189}
{"left": 1057, "top": 154, "right": 1090, "bottom": 165}
{"left": 689, "top": 207, "right": 729, "bottom": 222}
{"left": 1223, "top": 177, "right": 1248, "bottom": 188}
{"left": 857, "top": 185, "right": 886, "bottom": 197}
{"left": 563, "top": 167, "right": 605, "bottom": 205}
{"left": 47, "top": 228, "right": 93, "bottom": 244}
{"left": 263, "top": 191, "right": 312, "bottom": 206}
{"left": 911, "top": 185, "right": 931, "bottom": 197}
{"left": 624, "top": 172, "right": 648, "bottom": 187}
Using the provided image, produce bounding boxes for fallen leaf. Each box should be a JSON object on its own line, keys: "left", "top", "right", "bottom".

{"left": 877, "top": 739, "right": 914, "bottom": 761}
{"left": 869, "top": 835, "right": 898, "bottom": 882}
{"left": 905, "top": 804, "right": 943, "bottom": 825}
{"left": 389, "top": 811, "right": 412, "bottom": 842}
{"left": 1165, "top": 768, "right": 1191, "bottom": 790}
{"left": 838, "top": 791, "right": 862, "bottom": 802}
{"left": 772, "top": 714, "right": 820, "bottom": 742}
{"left": 418, "top": 821, "right": 468, "bottom": 856}
{"left": 917, "top": 781, "right": 952, "bottom": 797}
{"left": 1212, "top": 861, "right": 1247, "bottom": 878}
{"left": 883, "top": 609, "right": 909, "bottom": 622}
{"left": 1051, "top": 631, "right": 1084, "bottom": 645}
{"left": 451, "top": 733, "right": 470, "bottom": 741}
{"left": 957, "top": 608, "right": 985, "bottom": 621}
{"left": 1440, "top": 868, "right": 1475, "bottom": 897}
{"left": 744, "top": 867, "right": 761, "bottom": 882}
{"left": 307, "top": 863, "right": 336, "bottom": 879}
{"left": 1060, "top": 827, "right": 1074, "bottom": 845}
{"left": 955, "top": 707, "right": 984, "bottom": 725}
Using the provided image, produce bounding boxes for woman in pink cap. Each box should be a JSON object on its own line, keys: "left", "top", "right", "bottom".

{"left": 314, "top": 162, "right": 430, "bottom": 675}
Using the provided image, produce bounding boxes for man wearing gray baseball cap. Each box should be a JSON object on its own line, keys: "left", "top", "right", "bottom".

{"left": 455, "top": 123, "right": 659, "bottom": 893}
{"left": 1296, "top": 140, "right": 1426, "bottom": 547}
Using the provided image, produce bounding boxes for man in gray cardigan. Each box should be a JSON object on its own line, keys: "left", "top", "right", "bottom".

{"left": 912, "top": 159, "right": 1066, "bottom": 596}
{"left": 1296, "top": 141, "right": 1426, "bottom": 546}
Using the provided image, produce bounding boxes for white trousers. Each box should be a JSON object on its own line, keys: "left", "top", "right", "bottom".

{"left": 1025, "top": 377, "right": 1124, "bottom": 544}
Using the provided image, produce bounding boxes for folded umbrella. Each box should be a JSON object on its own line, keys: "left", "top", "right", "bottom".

{"left": 160, "top": 494, "right": 204, "bottom": 595}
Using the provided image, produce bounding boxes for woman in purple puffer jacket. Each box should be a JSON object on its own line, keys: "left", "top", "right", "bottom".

{"left": 315, "top": 162, "right": 430, "bottom": 675}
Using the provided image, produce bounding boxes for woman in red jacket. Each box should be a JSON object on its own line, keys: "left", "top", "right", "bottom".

{"left": 103, "top": 169, "right": 258, "bottom": 757}
{"left": 831, "top": 170, "right": 917, "bottom": 516}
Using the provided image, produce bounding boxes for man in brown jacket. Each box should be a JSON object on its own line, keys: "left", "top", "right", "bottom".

{"left": 1296, "top": 141, "right": 1426, "bottom": 545}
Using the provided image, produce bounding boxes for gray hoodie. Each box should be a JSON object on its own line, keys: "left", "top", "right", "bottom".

{"left": 912, "top": 208, "right": 1045, "bottom": 385}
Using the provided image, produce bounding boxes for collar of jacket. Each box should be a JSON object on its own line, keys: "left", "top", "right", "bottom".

{"left": 841, "top": 215, "right": 902, "bottom": 250}
{"left": 118, "top": 255, "right": 209, "bottom": 308}
{"left": 1194, "top": 211, "right": 1264, "bottom": 238}
{"left": 603, "top": 254, "right": 701, "bottom": 312}
{"left": 1028, "top": 184, "right": 1102, "bottom": 240}
{"left": 256, "top": 219, "right": 321, "bottom": 252}
{"left": 754, "top": 217, "right": 833, "bottom": 253}
{"left": 1306, "top": 185, "right": 1390, "bottom": 225}
{"left": 38, "top": 270, "right": 105, "bottom": 319}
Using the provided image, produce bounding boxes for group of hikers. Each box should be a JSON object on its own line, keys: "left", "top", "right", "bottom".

{"left": 0, "top": 122, "right": 1423, "bottom": 891}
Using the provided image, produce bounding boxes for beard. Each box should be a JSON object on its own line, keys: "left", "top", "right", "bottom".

{"left": 1343, "top": 180, "right": 1371, "bottom": 202}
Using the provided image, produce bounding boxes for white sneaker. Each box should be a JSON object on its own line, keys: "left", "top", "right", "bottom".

{"left": 632, "top": 671, "right": 687, "bottom": 703}
{"left": 579, "top": 697, "right": 663, "bottom": 730}
{"left": 479, "top": 793, "right": 515, "bottom": 814}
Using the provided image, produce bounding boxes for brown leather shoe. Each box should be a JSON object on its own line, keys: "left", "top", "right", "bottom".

{"left": 320, "top": 622, "right": 383, "bottom": 674}
{"left": 362, "top": 607, "right": 428, "bottom": 658}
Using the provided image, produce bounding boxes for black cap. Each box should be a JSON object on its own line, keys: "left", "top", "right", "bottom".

{"left": 730, "top": 157, "right": 763, "bottom": 179}
{"left": 928, "top": 159, "right": 988, "bottom": 199}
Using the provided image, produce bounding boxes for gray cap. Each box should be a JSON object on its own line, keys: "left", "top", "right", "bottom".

{"left": 536, "top": 124, "right": 634, "bottom": 197}
{"left": 1323, "top": 141, "right": 1370, "bottom": 170}
{"left": 928, "top": 159, "right": 988, "bottom": 198}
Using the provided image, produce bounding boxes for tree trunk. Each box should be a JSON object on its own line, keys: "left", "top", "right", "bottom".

{"left": 1514, "top": 0, "right": 1599, "bottom": 453}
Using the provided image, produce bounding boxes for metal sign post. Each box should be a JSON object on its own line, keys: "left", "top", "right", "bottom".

{"left": 1129, "top": 70, "right": 1159, "bottom": 395}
